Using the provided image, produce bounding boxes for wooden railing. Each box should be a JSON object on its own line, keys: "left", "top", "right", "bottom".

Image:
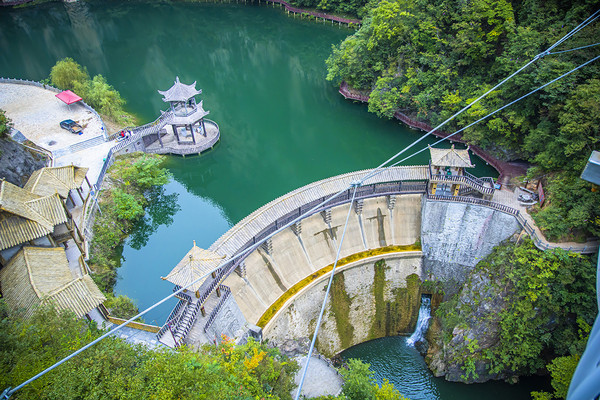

{"left": 338, "top": 81, "right": 524, "bottom": 183}
{"left": 107, "top": 317, "right": 161, "bottom": 333}
{"left": 156, "top": 298, "right": 187, "bottom": 340}
{"left": 173, "top": 300, "right": 203, "bottom": 346}
{"left": 426, "top": 193, "right": 519, "bottom": 216}
{"left": 265, "top": 0, "right": 360, "bottom": 25}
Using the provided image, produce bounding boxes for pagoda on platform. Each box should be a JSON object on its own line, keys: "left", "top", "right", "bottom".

{"left": 157, "top": 77, "right": 210, "bottom": 146}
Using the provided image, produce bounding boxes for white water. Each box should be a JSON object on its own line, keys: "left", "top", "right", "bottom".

{"left": 406, "top": 296, "right": 432, "bottom": 346}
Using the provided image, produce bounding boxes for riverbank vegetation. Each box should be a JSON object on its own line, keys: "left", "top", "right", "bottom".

{"left": 49, "top": 58, "right": 135, "bottom": 126}
{"left": 326, "top": 0, "right": 600, "bottom": 241}
{"left": 0, "top": 109, "right": 10, "bottom": 138}
{"left": 0, "top": 302, "right": 299, "bottom": 399}
{"left": 0, "top": 303, "right": 414, "bottom": 399}
{"left": 89, "top": 153, "right": 179, "bottom": 318}
{"left": 430, "top": 239, "right": 596, "bottom": 392}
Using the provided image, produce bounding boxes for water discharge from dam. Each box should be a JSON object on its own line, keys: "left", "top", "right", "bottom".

{"left": 406, "top": 296, "right": 432, "bottom": 346}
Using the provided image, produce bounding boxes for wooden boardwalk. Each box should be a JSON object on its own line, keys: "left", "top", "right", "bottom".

{"left": 339, "top": 81, "right": 528, "bottom": 184}
{"left": 264, "top": 0, "right": 360, "bottom": 26}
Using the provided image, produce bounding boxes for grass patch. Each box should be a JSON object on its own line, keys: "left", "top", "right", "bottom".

{"left": 256, "top": 243, "right": 421, "bottom": 328}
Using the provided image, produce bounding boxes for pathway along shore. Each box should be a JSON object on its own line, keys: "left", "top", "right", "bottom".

{"left": 339, "top": 81, "right": 528, "bottom": 184}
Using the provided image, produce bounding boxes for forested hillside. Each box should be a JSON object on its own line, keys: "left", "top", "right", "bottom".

{"left": 326, "top": 0, "right": 600, "bottom": 241}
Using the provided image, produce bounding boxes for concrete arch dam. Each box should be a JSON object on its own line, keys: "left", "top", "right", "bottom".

{"left": 162, "top": 167, "right": 521, "bottom": 356}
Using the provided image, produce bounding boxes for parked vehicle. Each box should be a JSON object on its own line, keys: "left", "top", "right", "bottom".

{"left": 59, "top": 119, "right": 83, "bottom": 135}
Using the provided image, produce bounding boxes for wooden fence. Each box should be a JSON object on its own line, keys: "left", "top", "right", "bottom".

{"left": 339, "top": 81, "right": 526, "bottom": 183}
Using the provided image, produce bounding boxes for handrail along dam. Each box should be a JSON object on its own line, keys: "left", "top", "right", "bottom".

{"left": 156, "top": 164, "right": 528, "bottom": 354}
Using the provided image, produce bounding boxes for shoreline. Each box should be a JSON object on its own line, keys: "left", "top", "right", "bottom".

{"left": 339, "top": 81, "right": 528, "bottom": 184}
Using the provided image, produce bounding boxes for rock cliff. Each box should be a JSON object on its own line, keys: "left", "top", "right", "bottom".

{"left": 0, "top": 137, "right": 46, "bottom": 186}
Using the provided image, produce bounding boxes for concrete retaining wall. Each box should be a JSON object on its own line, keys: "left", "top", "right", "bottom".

{"left": 264, "top": 252, "right": 423, "bottom": 357}
{"left": 223, "top": 194, "right": 422, "bottom": 325}
{"left": 421, "top": 200, "right": 520, "bottom": 292}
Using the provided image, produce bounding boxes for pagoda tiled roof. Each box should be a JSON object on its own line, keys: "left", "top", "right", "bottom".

{"left": 158, "top": 76, "right": 202, "bottom": 103}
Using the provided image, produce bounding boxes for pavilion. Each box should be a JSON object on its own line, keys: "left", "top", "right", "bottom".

{"left": 427, "top": 144, "right": 495, "bottom": 198}
{"left": 162, "top": 241, "right": 225, "bottom": 301}
{"left": 157, "top": 77, "right": 210, "bottom": 146}
{"left": 0, "top": 246, "right": 105, "bottom": 319}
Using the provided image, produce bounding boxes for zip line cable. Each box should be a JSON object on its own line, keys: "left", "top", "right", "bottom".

{"left": 294, "top": 184, "right": 359, "bottom": 400}
{"left": 4, "top": 9, "right": 600, "bottom": 400}
{"left": 547, "top": 9, "right": 600, "bottom": 52}
{"left": 360, "top": 8, "right": 600, "bottom": 184}
{"left": 549, "top": 42, "right": 600, "bottom": 55}
{"left": 368, "top": 53, "right": 600, "bottom": 175}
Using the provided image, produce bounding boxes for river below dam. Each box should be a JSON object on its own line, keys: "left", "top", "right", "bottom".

{"left": 0, "top": 1, "right": 548, "bottom": 398}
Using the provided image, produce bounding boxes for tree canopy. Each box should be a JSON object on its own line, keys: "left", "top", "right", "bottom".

{"left": 327, "top": 0, "right": 600, "bottom": 240}
{"left": 50, "top": 58, "right": 134, "bottom": 125}
{"left": 0, "top": 303, "right": 299, "bottom": 400}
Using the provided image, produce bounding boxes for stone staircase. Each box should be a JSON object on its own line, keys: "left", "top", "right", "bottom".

{"left": 53, "top": 135, "right": 106, "bottom": 158}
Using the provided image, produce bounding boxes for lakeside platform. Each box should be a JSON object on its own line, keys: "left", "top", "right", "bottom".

{"left": 144, "top": 119, "right": 220, "bottom": 157}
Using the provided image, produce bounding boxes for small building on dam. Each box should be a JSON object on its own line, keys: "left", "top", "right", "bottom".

{"left": 156, "top": 147, "right": 522, "bottom": 356}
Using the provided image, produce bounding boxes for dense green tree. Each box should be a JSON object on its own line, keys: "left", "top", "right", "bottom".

{"left": 49, "top": 58, "right": 134, "bottom": 125}
{"left": 49, "top": 57, "right": 89, "bottom": 92}
{"left": 0, "top": 109, "right": 11, "bottom": 137}
{"left": 0, "top": 303, "right": 299, "bottom": 399}
{"left": 326, "top": 0, "right": 600, "bottom": 239}
{"left": 436, "top": 240, "right": 597, "bottom": 380}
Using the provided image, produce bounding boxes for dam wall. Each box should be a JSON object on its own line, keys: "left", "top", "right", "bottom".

{"left": 223, "top": 194, "right": 423, "bottom": 325}
{"left": 264, "top": 252, "right": 423, "bottom": 357}
{"left": 177, "top": 167, "right": 525, "bottom": 351}
{"left": 220, "top": 195, "right": 521, "bottom": 355}
{"left": 421, "top": 200, "right": 521, "bottom": 293}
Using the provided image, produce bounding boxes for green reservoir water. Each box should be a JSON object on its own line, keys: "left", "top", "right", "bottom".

{"left": 0, "top": 2, "right": 541, "bottom": 398}
{"left": 341, "top": 336, "right": 549, "bottom": 400}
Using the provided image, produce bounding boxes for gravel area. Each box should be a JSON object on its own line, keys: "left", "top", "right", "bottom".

{"left": 293, "top": 356, "right": 343, "bottom": 399}
{"left": 0, "top": 83, "right": 105, "bottom": 152}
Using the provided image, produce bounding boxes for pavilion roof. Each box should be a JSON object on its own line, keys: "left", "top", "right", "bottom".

{"left": 0, "top": 180, "right": 68, "bottom": 251}
{"left": 429, "top": 145, "right": 474, "bottom": 168}
{"left": 169, "top": 100, "right": 209, "bottom": 125}
{"left": 0, "top": 247, "right": 105, "bottom": 319}
{"left": 158, "top": 76, "right": 202, "bottom": 103}
{"left": 24, "top": 165, "right": 89, "bottom": 198}
{"left": 162, "top": 241, "right": 225, "bottom": 292}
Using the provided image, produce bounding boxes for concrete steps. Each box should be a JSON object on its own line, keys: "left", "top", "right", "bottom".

{"left": 53, "top": 135, "right": 106, "bottom": 158}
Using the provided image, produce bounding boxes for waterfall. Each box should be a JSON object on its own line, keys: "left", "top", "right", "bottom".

{"left": 406, "top": 296, "right": 431, "bottom": 346}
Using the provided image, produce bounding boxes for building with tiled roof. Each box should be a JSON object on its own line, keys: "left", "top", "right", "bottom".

{"left": 0, "top": 247, "right": 105, "bottom": 319}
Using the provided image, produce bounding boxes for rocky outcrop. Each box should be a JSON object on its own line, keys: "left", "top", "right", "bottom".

{"left": 0, "top": 137, "right": 46, "bottom": 186}
{"left": 424, "top": 265, "right": 514, "bottom": 383}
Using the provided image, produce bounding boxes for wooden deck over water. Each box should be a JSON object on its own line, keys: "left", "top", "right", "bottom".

{"left": 145, "top": 119, "right": 220, "bottom": 156}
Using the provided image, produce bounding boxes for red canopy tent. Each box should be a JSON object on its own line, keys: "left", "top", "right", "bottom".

{"left": 55, "top": 90, "right": 82, "bottom": 105}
